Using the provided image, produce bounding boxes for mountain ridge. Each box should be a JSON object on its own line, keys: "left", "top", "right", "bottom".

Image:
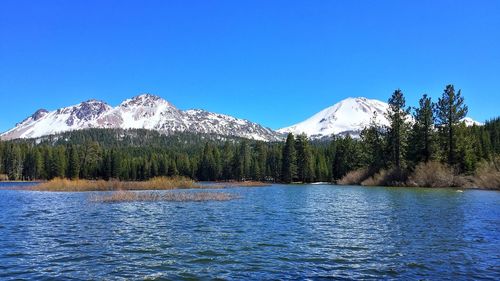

{"left": 0, "top": 94, "right": 282, "bottom": 141}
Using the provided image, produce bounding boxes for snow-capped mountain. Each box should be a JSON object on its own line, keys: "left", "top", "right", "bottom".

{"left": 278, "top": 97, "right": 390, "bottom": 139}
{"left": 0, "top": 94, "right": 281, "bottom": 141}
{"left": 278, "top": 97, "right": 481, "bottom": 139}
{"left": 460, "top": 117, "right": 483, "bottom": 127}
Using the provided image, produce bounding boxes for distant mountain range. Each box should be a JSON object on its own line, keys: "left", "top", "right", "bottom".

{"left": 0, "top": 94, "right": 282, "bottom": 141}
{"left": 0, "top": 94, "right": 483, "bottom": 141}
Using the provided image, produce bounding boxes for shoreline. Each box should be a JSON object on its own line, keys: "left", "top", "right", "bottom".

{"left": 2, "top": 179, "right": 497, "bottom": 191}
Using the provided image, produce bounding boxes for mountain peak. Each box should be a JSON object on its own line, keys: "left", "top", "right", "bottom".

{"left": 344, "top": 97, "right": 368, "bottom": 102}
{"left": 461, "top": 117, "right": 483, "bottom": 126}
{"left": 31, "top": 109, "right": 49, "bottom": 121}
{"left": 16, "top": 109, "right": 49, "bottom": 126}
{"left": 278, "top": 96, "right": 390, "bottom": 138}
{"left": 82, "top": 98, "right": 107, "bottom": 104}
{"left": 120, "top": 93, "right": 171, "bottom": 108}
{"left": 132, "top": 93, "right": 162, "bottom": 101}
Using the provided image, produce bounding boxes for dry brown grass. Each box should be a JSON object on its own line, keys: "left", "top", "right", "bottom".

{"left": 473, "top": 161, "right": 500, "bottom": 190}
{"left": 90, "top": 191, "right": 238, "bottom": 202}
{"left": 407, "top": 161, "right": 466, "bottom": 188}
{"left": 338, "top": 168, "right": 371, "bottom": 185}
{"left": 32, "top": 177, "right": 199, "bottom": 192}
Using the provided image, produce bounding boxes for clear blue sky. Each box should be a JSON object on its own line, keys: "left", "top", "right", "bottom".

{"left": 1, "top": 0, "right": 499, "bottom": 132}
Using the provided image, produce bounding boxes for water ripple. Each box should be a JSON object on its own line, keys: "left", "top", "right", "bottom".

{"left": 0, "top": 183, "right": 498, "bottom": 280}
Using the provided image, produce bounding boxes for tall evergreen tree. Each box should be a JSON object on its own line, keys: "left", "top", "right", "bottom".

{"left": 110, "top": 149, "right": 122, "bottom": 179}
{"left": 295, "top": 134, "right": 314, "bottom": 182}
{"left": 455, "top": 123, "right": 476, "bottom": 172}
{"left": 331, "top": 135, "right": 362, "bottom": 180}
{"left": 254, "top": 142, "right": 267, "bottom": 181}
{"left": 386, "top": 89, "right": 410, "bottom": 169}
{"left": 267, "top": 145, "right": 282, "bottom": 182}
{"left": 435, "top": 84, "right": 468, "bottom": 165}
{"left": 51, "top": 146, "right": 66, "bottom": 178}
{"left": 314, "top": 152, "right": 329, "bottom": 182}
{"left": 6, "top": 144, "right": 23, "bottom": 180}
{"left": 281, "top": 133, "right": 297, "bottom": 183}
{"left": 68, "top": 145, "right": 80, "bottom": 179}
{"left": 409, "top": 94, "right": 436, "bottom": 164}
{"left": 221, "top": 142, "right": 234, "bottom": 180}
{"left": 199, "top": 143, "right": 218, "bottom": 181}
{"left": 360, "top": 113, "right": 386, "bottom": 171}
{"left": 33, "top": 149, "right": 43, "bottom": 179}
{"left": 23, "top": 148, "right": 37, "bottom": 180}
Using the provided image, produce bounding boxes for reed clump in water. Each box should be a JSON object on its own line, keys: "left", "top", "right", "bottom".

{"left": 32, "top": 176, "right": 199, "bottom": 192}
{"left": 90, "top": 191, "right": 238, "bottom": 202}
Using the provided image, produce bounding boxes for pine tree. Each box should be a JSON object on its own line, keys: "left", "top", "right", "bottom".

{"left": 314, "top": 152, "right": 329, "bottom": 182}
{"left": 231, "top": 141, "right": 251, "bottom": 180}
{"left": 33, "top": 149, "right": 43, "bottom": 179}
{"left": 221, "top": 142, "right": 234, "bottom": 180}
{"left": 455, "top": 123, "right": 476, "bottom": 172}
{"left": 267, "top": 145, "right": 282, "bottom": 182}
{"left": 332, "top": 135, "right": 362, "bottom": 180}
{"left": 360, "top": 113, "right": 386, "bottom": 171}
{"left": 435, "top": 84, "right": 468, "bottom": 165}
{"left": 158, "top": 156, "right": 169, "bottom": 176}
{"left": 6, "top": 145, "right": 23, "bottom": 180}
{"left": 51, "top": 146, "right": 66, "bottom": 178}
{"left": 386, "top": 89, "right": 410, "bottom": 169}
{"left": 281, "top": 133, "right": 297, "bottom": 183}
{"left": 295, "top": 134, "right": 314, "bottom": 182}
{"left": 23, "top": 148, "right": 36, "bottom": 180}
{"left": 409, "top": 94, "right": 436, "bottom": 164}
{"left": 80, "top": 141, "right": 100, "bottom": 179}
{"left": 199, "top": 142, "right": 217, "bottom": 181}
{"left": 168, "top": 159, "right": 179, "bottom": 176}
{"left": 110, "top": 149, "right": 122, "bottom": 179}
{"left": 42, "top": 148, "right": 52, "bottom": 179}
{"left": 254, "top": 142, "right": 267, "bottom": 181}
{"left": 68, "top": 145, "right": 80, "bottom": 179}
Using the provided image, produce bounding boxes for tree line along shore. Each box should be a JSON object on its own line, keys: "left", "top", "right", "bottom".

{"left": 0, "top": 84, "right": 499, "bottom": 190}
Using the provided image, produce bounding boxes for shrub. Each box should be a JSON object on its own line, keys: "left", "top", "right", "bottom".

{"left": 361, "top": 168, "right": 408, "bottom": 187}
{"left": 338, "top": 168, "right": 371, "bottom": 185}
{"left": 407, "top": 161, "right": 466, "bottom": 188}
{"left": 474, "top": 160, "right": 500, "bottom": 190}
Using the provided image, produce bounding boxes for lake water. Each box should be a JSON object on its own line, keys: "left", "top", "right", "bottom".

{"left": 0, "top": 182, "right": 499, "bottom": 280}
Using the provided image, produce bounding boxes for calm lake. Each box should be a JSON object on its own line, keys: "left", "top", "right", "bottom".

{"left": 0, "top": 182, "right": 498, "bottom": 280}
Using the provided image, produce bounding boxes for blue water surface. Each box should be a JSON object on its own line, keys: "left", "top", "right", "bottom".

{"left": 0, "top": 182, "right": 499, "bottom": 280}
